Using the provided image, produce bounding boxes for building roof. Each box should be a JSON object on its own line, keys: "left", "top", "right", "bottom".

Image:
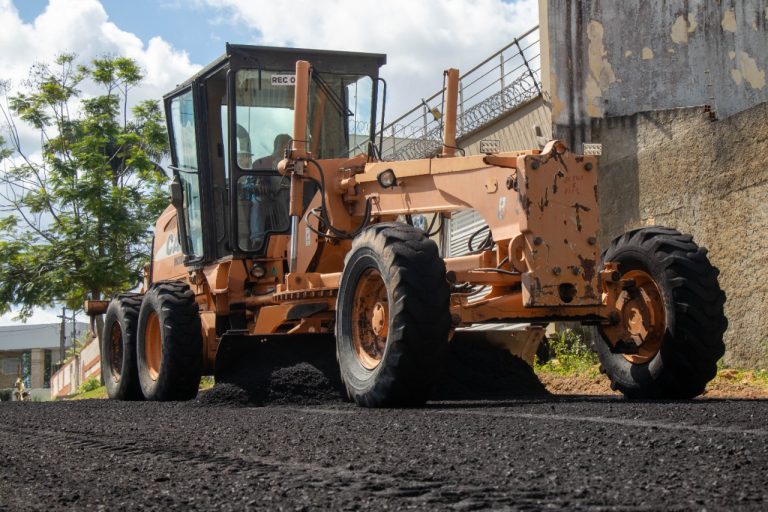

{"left": 0, "top": 322, "right": 89, "bottom": 351}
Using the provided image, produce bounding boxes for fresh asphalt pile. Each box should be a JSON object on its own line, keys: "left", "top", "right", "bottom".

{"left": 198, "top": 335, "right": 549, "bottom": 407}
{"left": 195, "top": 362, "right": 342, "bottom": 407}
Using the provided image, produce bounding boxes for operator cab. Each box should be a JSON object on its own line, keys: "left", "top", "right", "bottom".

{"left": 163, "top": 44, "right": 386, "bottom": 265}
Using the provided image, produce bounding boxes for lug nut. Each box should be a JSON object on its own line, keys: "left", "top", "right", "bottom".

{"left": 533, "top": 237, "right": 543, "bottom": 246}
{"left": 530, "top": 159, "right": 540, "bottom": 170}
{"left": 552, "top": 266, "right": 561, "bottom": 276}
{"left": 584, "top": 162, "right": 593, "bottom": 171}
{"left": 611, "top": 270, "right": 621, "bottom": 282}
{"left": 572, "top": 267, "right": 581, "bottom": 276}
{"left": 587, "top": 236, "right": 597, "bottom": 245}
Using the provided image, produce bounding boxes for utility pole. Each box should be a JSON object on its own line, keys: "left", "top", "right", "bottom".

{"left": 58, "top": 307, "right": 66, "bottom": 369}
{"left": 57, "top": 308, "right": 77, "bottom": 362}
{"left": 71, "top": 311, "right": 78, "bottom": 353}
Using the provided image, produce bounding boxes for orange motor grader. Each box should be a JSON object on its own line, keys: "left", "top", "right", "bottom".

{"left": 87, "top": 45, "right": 726, "bottom": 406}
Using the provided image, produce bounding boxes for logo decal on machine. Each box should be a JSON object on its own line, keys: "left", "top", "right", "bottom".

{"left": 155, "top": 233, "right": 182, "bottom": 260}
{"left": 271, "top": 74, "right": 296, "bottom": 86}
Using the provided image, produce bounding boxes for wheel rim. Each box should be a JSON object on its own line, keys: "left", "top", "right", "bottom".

{"left": 351, "top": 267, "right": 389, "bottom": 370}
{"left": 605, "top": 269, "right": 667, "bottom": 364}
{"left": 144, "top": 311, "right": 162, "bottom": 380}
{"left": 109, "top": 322, "right": 123, "bottom": 382}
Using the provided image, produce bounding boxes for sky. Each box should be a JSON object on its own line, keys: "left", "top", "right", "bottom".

{"left": 0, "top": 0, "right": 538, "bottom": 325}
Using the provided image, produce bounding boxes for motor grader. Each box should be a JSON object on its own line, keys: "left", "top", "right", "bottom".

{"left": 86, "top": 44, "right": 726, "bottom": 406}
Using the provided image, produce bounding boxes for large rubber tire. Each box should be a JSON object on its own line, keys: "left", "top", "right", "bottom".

{"left": 336, "top": 223, "right": 451, "bottom": 407}
{"left": 596, "top": 226, "right": 727, "bottom": 399}
{"left": 100, "top": 294, "right": 144, "bottom": 400}
{"left": 137, "top": 281, "right": 203, "bottom": 401}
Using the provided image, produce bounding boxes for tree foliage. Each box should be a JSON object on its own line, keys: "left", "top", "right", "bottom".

{"left": 0, "top": 54, "right": 169, "bottom": 318}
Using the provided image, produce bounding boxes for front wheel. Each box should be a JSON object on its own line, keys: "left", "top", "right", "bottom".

{"left": 596, "top": 227, "right": 727, "bottom": 399}
{"left": 336, "top": 223, "right": 451, "bottom": 407}
{"left": 137, "top": 281, "right": 203, "bottom": 401}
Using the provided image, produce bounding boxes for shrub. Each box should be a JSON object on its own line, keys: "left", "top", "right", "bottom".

{"left": 78, "top": 377, "right": 101, "bottom": 394}
{"left": 536, "top": 327, "right": 599, "bottom": 375}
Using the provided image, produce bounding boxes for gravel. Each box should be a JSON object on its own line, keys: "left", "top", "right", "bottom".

{"left": 1, "top": 396, "right": 767, "bottom": 510}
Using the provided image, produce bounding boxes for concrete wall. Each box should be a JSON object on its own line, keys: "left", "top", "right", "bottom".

{"left": 0, "top": 351, "right": 24, "bottom": 388}
{"left": 593, "top": 102, "right": 768, "bottom": 367}
{"left": 50, "top": 337, "right": 101, "bottom": 398}
{"left": 545, "top": 0, "right": 768, "bottom": 147}
{"left": 460, "top": 96, "right": 552, "bottom": 154}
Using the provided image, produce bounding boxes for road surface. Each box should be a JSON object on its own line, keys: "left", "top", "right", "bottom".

{"left": 0, "top": 393, "right": 766, "bottom": 510}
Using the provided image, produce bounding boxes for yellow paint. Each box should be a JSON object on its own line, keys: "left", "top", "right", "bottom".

{"left": 642, "top": 47, "right": 654, "bottom": 60}
{"left": 671, "top": 15, "right": 689, "bottom": 44}
{"left": 586, "top": 20, "right": 618, "bottom": 118}
{"left": 731, "top": 69, "right": 743, "bottom": 85}
{"left": 722, "top": 9, "right": 737, "bottom": 32}
{"left": 736, "top": 51, "right": 766, "bottom": 89}
{"left": 549, "top": 71, "right": 566, "bottom": 122}
{"left": 624, "top": 50, "right": 633, "bottom": 58}
{"left": 672, "top": 13, "right": 698, "bottom": 44}
{"left": 687, "top": 13, "right": 698, "bottom": 32}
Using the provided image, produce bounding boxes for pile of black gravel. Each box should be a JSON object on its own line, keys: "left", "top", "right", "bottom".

{"left": 197, "top": 333, "right": 548, "bottom": 407}
{"left": 195, "top": 362, "right": 345, "bottom": 407}
{"left": 194, "top": 383, "right": 252, "bottom": 407}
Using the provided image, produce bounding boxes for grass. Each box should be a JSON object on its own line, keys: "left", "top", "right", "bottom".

{"left": 534, "top": 328, "right": 768, "bottom": 394}
{"left": 534, "top": 328, "right": 601, "bottom": 378}
{"left": 68, "top": 385, "right": 109, "bottom": 400}
{"left": 65, "top": 375, "right": 217, "bottom": 400}
{"left": 710, "top": 367, "right": 768, "bottom": 388}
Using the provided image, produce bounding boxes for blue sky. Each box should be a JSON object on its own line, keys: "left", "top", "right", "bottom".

{"left": 13, "top": 0, "right": 242, "bottom": 64}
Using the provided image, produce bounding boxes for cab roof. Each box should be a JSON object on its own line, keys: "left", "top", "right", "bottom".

{"left": 164, "top": 44, "right": 387, "bottom": 100}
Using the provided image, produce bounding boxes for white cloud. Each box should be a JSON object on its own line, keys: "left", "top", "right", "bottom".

{"left": 0, "top": 0, "right": 200, "bottom": 327}
{"left": 199, "top": 0, "right": 538, "bottom": 115}
{"left": 0, "top": 0, "right": 200, "bottom": 111}
{"left": 0, "top": 307, "right": 63, "bottom": 326}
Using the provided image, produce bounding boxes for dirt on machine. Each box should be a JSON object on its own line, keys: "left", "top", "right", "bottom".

{"left": 85, "top": 44, "right": 727, "bottom": 406}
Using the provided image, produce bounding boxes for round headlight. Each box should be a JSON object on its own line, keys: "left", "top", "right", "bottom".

{"left": 250, "top": 263, "right": 266, "bottom": 278}
{"left": 376, "top": 169, "right": 397, "bottom": 188}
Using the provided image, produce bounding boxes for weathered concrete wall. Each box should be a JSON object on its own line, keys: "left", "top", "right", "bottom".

{"left": 593, "top": 102, "right": 768, "bottom": 368}
{"left": 0, "top": 351, "right": 24, "bottom": 388}
{"left": 546, "top": 0, "right": 768, "bottom": 147}
{"left": 460, "top": 96, "right": 552, "bottom": 154}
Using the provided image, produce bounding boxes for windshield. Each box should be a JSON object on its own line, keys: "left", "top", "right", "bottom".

{"left": 233, "top": 67, "right": 375, "bottom": 252}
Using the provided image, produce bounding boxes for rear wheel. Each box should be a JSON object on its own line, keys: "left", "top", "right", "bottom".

{"left": 336, "top": 223, "right": 451, "bottom": 407}
{"left": 596, "top": 227, "right": 727, "bottom": 399}
{"left": 137, "top": 281, "right": 203, "bottom": 401}
{"left": 101, "top": 294, "right": 144, "bottom": 400}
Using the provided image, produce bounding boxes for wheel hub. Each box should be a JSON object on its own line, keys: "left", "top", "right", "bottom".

{"left": 351, "top": 268, "right": 389, "bottom": 370}
{"left": 371, "top": 302, "right": 388, "bottom": 337}
{"left": 109, "top": 323, "right": 123, "bottom": 382}
{"left": 602, "top": 269, "right": 666, "bottom": 364}
{"left": 144, "top": 311, "right": 162, "bottom": 380}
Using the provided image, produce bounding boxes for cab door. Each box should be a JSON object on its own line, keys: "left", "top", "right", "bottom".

{"left": 166, "top": 88, "right": 205, "bottom": 263}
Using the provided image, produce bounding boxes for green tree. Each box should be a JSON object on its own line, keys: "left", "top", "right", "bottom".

{"left": 0, "top": 54, "right": 169, "bottom": 319}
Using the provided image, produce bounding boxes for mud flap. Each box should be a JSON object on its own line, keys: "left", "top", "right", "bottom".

{"left": 213, "top": 333, "right": 343, "bottom": 401}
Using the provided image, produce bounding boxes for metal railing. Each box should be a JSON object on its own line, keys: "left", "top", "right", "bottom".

{"left": 377, "top": 26, "right": 541, "bottom": 161}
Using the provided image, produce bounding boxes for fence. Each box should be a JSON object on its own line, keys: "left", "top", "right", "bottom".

{"left": 50, "top": 337, "right": 101, "bottom": 398}
{"left": 378, "top": 26, "right": 541, "bottom": 161}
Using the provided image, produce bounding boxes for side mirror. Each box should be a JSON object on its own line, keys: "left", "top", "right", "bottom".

{"left": 170, "top": 176, "right": 183, "bottom": 210}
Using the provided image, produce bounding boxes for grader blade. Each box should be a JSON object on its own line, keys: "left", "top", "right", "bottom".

{"left": 213, "top": 333, "right": 342, "bottom": 400}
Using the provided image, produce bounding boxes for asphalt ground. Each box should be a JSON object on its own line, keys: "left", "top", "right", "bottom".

{"left": 1, "top": 393, "right": 766, "bottom": 511}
